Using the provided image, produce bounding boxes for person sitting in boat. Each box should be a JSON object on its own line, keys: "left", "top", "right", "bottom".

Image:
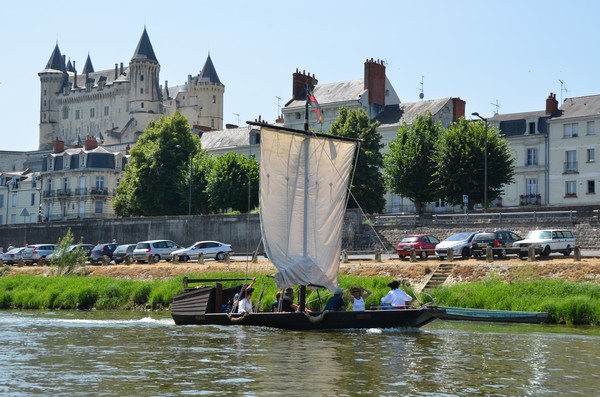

{"left": 380, "top": 280, "right": 412, "bottom": 309}
{"left": 233, "top": 278, "right": 256, "bottom": 313}
{"left": 271, "top": 291, "right": 282, "bottom": 312}
{"left": 344, "top": 286, "right": 372, "bottom": 311}
{"left": 279, "top": 288, "right": 300, "bottom": 312}
{"left": 324, "top": 288, "right": 346, "bottom": 311}
{"left": 237, "top": 287, "right": 255, "bottom": 314}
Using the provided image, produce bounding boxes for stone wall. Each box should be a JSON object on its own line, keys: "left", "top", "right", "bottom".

{"left": 1, "top": 210, "right": 598, "bottom": 253}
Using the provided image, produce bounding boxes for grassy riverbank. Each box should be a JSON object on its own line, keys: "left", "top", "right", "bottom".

{"left": 1, "top": 272, "right": 599, "bottom": 325}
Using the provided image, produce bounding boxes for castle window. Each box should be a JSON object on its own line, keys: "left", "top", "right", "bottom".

{"left": 43, "top": 113, "right": 46, "bottom": 120}
{"left": 140, "top": 88, "right": 144, "bottom": 94}
{"left": 104, "top": 106, "right": 109, "bottom": 116}
{"left": 140, "top": 74, "right": 144, "bottom": 81}
{"left": 62, "top": 107, "right": 69, "bottom": 119}
{"left": 75, "top": 110, "right": 81, "bottom": 120}
{"left": 44, "top": 90, "right": 47, "bottom": 96}
{"left": 43, "top": 100, "right": 46, "bottom": 107}
{"left": 141, "top": 102, "right": 144, "bottom": 109}
{"left": 213, "top": 95, "right": 216, "bottom": 104}
{"left": 90, "top": 108, "right": 95, "bottom": 118}
{"left": 211, "top": 118, "right": 214, "bottom": 128}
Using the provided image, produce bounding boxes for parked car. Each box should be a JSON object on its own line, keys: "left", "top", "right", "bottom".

{"left": 396, "top": 234, "right": 440, "bottom": 259}
{"left": 89, "top": 243, "right": 119, "bottom": 264}
{"left": 47, "top": 244, "right": 95, "bottom": 260}
{"left": 513, "top": 229, "right": 576, "bottom": 258}
{"left": 471, "top": 230, "right": 523, "bottom": 258}
{"left": 171, "top": 241, "right": 233, "bottom": 262}
{"left": 1, "top": 247, "right": 26, "bottom": 265}
{"left": 133, "top": 240, "right": 182, "bottom": 263}
{"left": 112, "top": 244, "right": 137, "bottom": 264}
{"left": 21, "top": 244, "right": 56, "bottom": 264}
{"left": 435, "top": 232, "right": 478, "bottom": 259}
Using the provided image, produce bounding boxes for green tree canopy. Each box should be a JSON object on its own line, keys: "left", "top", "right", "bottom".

{"left": 113, "top": 112, "right": 200, "bottom": 216}
{"left": 435, "top": 117, "right": 515, "bottom": 210}
{"left": 383, "top": 113, "right": 443, "bottom": 214}
{"left": 206, "top": 152, "right": 259, "bottom": 213}
{"left": 328, "top": 107, "right": 386, "bottom": 213}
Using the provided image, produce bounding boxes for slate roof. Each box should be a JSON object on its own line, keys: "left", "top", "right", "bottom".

{"left": 131, "top": 27, "right": 158, "bottom": 63}
{"left": 200, "top": 127, "right": 252, "bottom": 150}
{"left": 199, "top": 54, "right": 221, "bottom": 85}
{"left": 375, "top": 98, "right": 452, "bottom": 128}
{"left": 490, "top": 110, "right": 547, "bottom": 122}
{"left": 285, "top": 79, "right": 366, "bottom": 108}
{"left": 82, "top": 54, "right": 94, "bottom": 74}
{"left": 70, "top": 66, "right": 130, "bottom": 88}
{"left": 43, "top": 44, "right": 65, "bottom": 72}
{"left": 554, "top": 95, "right": 600, "bottom": 119}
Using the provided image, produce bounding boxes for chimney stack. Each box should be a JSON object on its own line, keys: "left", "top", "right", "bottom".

{"left": 364, "top": 58, "right": 386, "bottom": 107}
{"left": 73, "top": 61, "right": 77, "bottom": 88}
{"left": 546, "top": 92, "right": 559, "bottom": 115}
{"left": 292, "top": 69, "right": 318, "bottom": 100}
{"left": 115, "top": 63, "right": 118, "bottom": 79}
{"left": 53, "top": 138, "right": 65, "bottom": 153}
{"left": 451, "top": 98, "right": 466, "bottom": 122}
{"left": 84, "top": 135, "right": 98, "bottom": 151}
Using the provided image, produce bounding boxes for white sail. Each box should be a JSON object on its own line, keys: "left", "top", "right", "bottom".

{"left": 259, "top": 126, "right": 357, "bottom": 291}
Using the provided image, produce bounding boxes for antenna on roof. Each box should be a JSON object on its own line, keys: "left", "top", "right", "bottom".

{"left": 275, "top": 96, "right": 282, "bottom": 116}
{"left": 418, "top": 75, "right": 424, "bottom": 100}
{"left": 233, "top": 113, "right": 240, "bottom": 126}
{"left": 559, "top": 79, "right": 568, "bottom": 103}
{"left": 490, "top": 99, "right": 500, "bottom": 115}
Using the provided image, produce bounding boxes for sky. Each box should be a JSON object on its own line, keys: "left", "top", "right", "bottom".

{"left": 0, "top": 0, "right": 598, "bottom": 152}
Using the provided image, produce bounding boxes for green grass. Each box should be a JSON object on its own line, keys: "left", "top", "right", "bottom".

{"left": 1, "top": 272, "right": 599, "bottom": 325}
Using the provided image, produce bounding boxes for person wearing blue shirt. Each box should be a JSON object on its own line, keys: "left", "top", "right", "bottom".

{"left": 324, "top": 288, "right": 346, "bottom": 311}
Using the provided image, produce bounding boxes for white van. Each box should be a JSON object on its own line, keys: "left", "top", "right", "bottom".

{"left": 513, "top": 229, "right": 576, "bottom": 258}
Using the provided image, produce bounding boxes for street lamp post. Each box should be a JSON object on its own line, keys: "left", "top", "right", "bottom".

{"left": 176, "top": 145, "right": 193, "bottom": 216}
{"left": 472, "top": 112, "right": 488, "bottom": 212}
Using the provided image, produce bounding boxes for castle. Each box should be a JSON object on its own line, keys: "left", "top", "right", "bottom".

{"left": 38, "top": 28, "right": 224, "bottom": 151}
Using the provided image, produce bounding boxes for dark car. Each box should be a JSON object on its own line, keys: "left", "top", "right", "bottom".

{"left": 396, "top": 234, "right": 440, "bottom": 259}
{"left": 112, "top": 244, "right": 136, "bottom": 264}
{"left": 471, "top": 230, "right": 523, "bottom": 258}
{"left": 89, "top": 243, "right": 118, "bottom": 264}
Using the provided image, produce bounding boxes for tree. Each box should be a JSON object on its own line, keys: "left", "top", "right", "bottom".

{"left": 113, "top": 112, "right": 201, "bottom": 216}
{"left": 328, "top": 107, "right": 386, "bottom": 213}
{"left": 383, "top": 113, "right": 443, "bottom": 214}
{"left": 48, "top": 228, "right": 88, "bottom": 276}
{"left": 206, "top": 152, "right": 259, "bottom": 213}
{"left": 435, "top": 117, "right": 515, "bottom": 210}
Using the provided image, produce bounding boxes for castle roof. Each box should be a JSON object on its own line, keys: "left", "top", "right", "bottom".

{"left": 131, "top": 27, "right": 158, "bottom": 63}
{"left": 199, "top": 54, "right": 221, "bottom": 85}
{"left": 82, "top": 54, "right": 94, "bottom": 74}
{"left": 44, "top": 44, "right": 65, "bottom": 72}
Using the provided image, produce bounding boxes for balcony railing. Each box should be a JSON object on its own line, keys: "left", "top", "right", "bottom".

{"left": 75, "top": 188, "right": 88, "bottom": 196}
{"left": 90, "top": 188, "right": 108, "bottom": 196}
{"left": 43, "top": 190, "right": 55, "bottom": 197}
{"left": 56, "top": 188, "right": 71, "bottom": 197}
{"left": 520, "top": 194, "right": 542, "bottom": 206}
{"left": 564, "top": 161, "right": 578, "bottom": 173}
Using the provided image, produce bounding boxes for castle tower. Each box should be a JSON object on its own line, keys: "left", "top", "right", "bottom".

{"left": 128, "top": 28, "right": 162, "bottom": 119}
{"left": 38, "top": 44, "right": 68, "bottom": 150}
{"left": 194, "top": 54, "right": 224, "bottom": 130}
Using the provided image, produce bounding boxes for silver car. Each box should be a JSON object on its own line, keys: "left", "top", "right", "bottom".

{"left": 133, "top": 240, "right": 182, "bottom": 263}
{"left": 171, "top": 241, "right": 233, "bottom": 262}
{"left": 1, "top": 247, "right": 26, "bottom": 265}
{"left": 435, "top": 232, "right": 478, "bottom": 259}
{"left": 21, "top": 244, "right": 56, "bottom": 264}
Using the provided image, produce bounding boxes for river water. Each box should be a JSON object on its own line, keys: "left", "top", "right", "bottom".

{"left": 0, "top": 311, "right": 599, "bottom": 397}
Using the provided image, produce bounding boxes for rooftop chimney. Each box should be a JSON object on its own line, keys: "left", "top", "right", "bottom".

{"left": 546, "top": 92, "right": 559, "bottom": 115}
{"left": 53, "top": 138, "right": 65, "bottom": 153}
{"left": 451, "top": 97, "right": 466, "bottom": 122}
{"left": 84, "top": 135, "right": 98, "bottom": 151}
{"left": 292, "top": 69, "right": 318, "bottom": 100}
{"left": 364, "top": 58, "right": 386, "bottom": 107}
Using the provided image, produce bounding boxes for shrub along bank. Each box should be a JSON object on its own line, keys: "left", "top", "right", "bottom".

{"left": 0, "top": 272, "right": 599, "bottom": 325}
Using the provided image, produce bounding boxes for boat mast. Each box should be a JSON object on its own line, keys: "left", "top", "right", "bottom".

{"left": 299, "top": 84, "right": 310, "bottom": 312}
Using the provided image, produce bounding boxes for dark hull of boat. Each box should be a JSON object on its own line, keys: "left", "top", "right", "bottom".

{"left": 433, "top": 306, "right": 549, "bottom": 324}
{"left": 172, "top": 308, "right": 439, "bottom": 330}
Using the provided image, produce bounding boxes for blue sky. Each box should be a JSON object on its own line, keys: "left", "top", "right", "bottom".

{"left": 0, "top": 0, "right": 598, "bottom": 151}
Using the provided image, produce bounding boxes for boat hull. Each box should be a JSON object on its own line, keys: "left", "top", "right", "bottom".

{"left": 432, "top": 306, "right": 549, "bottom": 324}
{"left": 172, "top": 307, "right": 439, "bottom": 330}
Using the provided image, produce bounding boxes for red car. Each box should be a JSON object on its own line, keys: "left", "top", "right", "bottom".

{"left": 396, "top": 234, "right": 440, "bottom": 259}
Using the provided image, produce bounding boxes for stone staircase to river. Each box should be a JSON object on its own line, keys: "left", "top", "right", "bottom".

{"left": 420, "top": 263, "right": 454, "bottom": 291}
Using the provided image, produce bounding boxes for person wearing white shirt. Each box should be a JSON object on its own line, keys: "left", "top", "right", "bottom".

{"left": 344, "top": 286, "right": 372, "bottom": 311}
{"left": 237, "top": 287, "right": 255, "bottom": 314}
{"left": 380, "top": 280, "right": 412, "bottom": 309}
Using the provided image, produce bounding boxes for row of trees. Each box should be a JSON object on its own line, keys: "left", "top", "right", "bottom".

{"left": 113, "top": 109, "right": 514, "bottom": 216}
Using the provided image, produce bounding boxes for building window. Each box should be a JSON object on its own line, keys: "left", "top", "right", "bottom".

{"left": 140, "top": 88, "right": 144, "bottom": 94}
{"left": 526, "top": 148, "right": 537, "bottom": 166}
{"left": 140, "top": 74, "right": 144, "bottom": 81}
{"left": 31, "top": 193, "right": 35, "bottom": 206}
{"left": 526, "top": 178, "right": 538, "bottom": 195}
{"left": 43, "top": 100, "right": 47, "bottom": 107}
{"left": 528, "top": 122, "right": 535, "bottom": 134}
{"left": 63, "top": 178, "right": 69, "bottom": 192}
{"left": 90, "top": 108, "right": 95, "bottom": 118}
{"left": 0, "top": 194, "right": 4, "bottom": 208}
{"left": 10, "top": 214, "right": 16, "bottom": 224}
{"left": 212, "top": 95, "right": 216, "bottom": 104}
{"left": 565, "top": 150, "right": 577, "bottom": 172}
{"left": 95, "top": 200, "right": 103, "bottom": 213}
{"left": 211, "top": 118, "right": 215, "bottom": 128}
{"left": 141, "top": 102, "right": 144, "bottom": 109}
{"left": 588, "top": 148, "right": 596, "bottom": 163}
{"left": 11, "top": 193, "right": 17, "bottom": 207}
{"left": 587, "top": 121, "right": 596, "bottom": 135}
{"left": 104, "top": 106, "right": 109, "bottom": 116}
{"left": 563, "top": 123, "right": 579, "bottom": 138}
{"left": 566, "top": 181, "right": 577, "bottom": 196}
{"left": 95, "top": 176, "right": 104, "bottom": 190}
{"left": 62, "top": 107, "right": 69, "bottom": 119}
{"left": 588, "top": 180, "right": 596, "bottom": 194}
{"left": 75, "top": 110, "right": 81, "bottom": 120}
